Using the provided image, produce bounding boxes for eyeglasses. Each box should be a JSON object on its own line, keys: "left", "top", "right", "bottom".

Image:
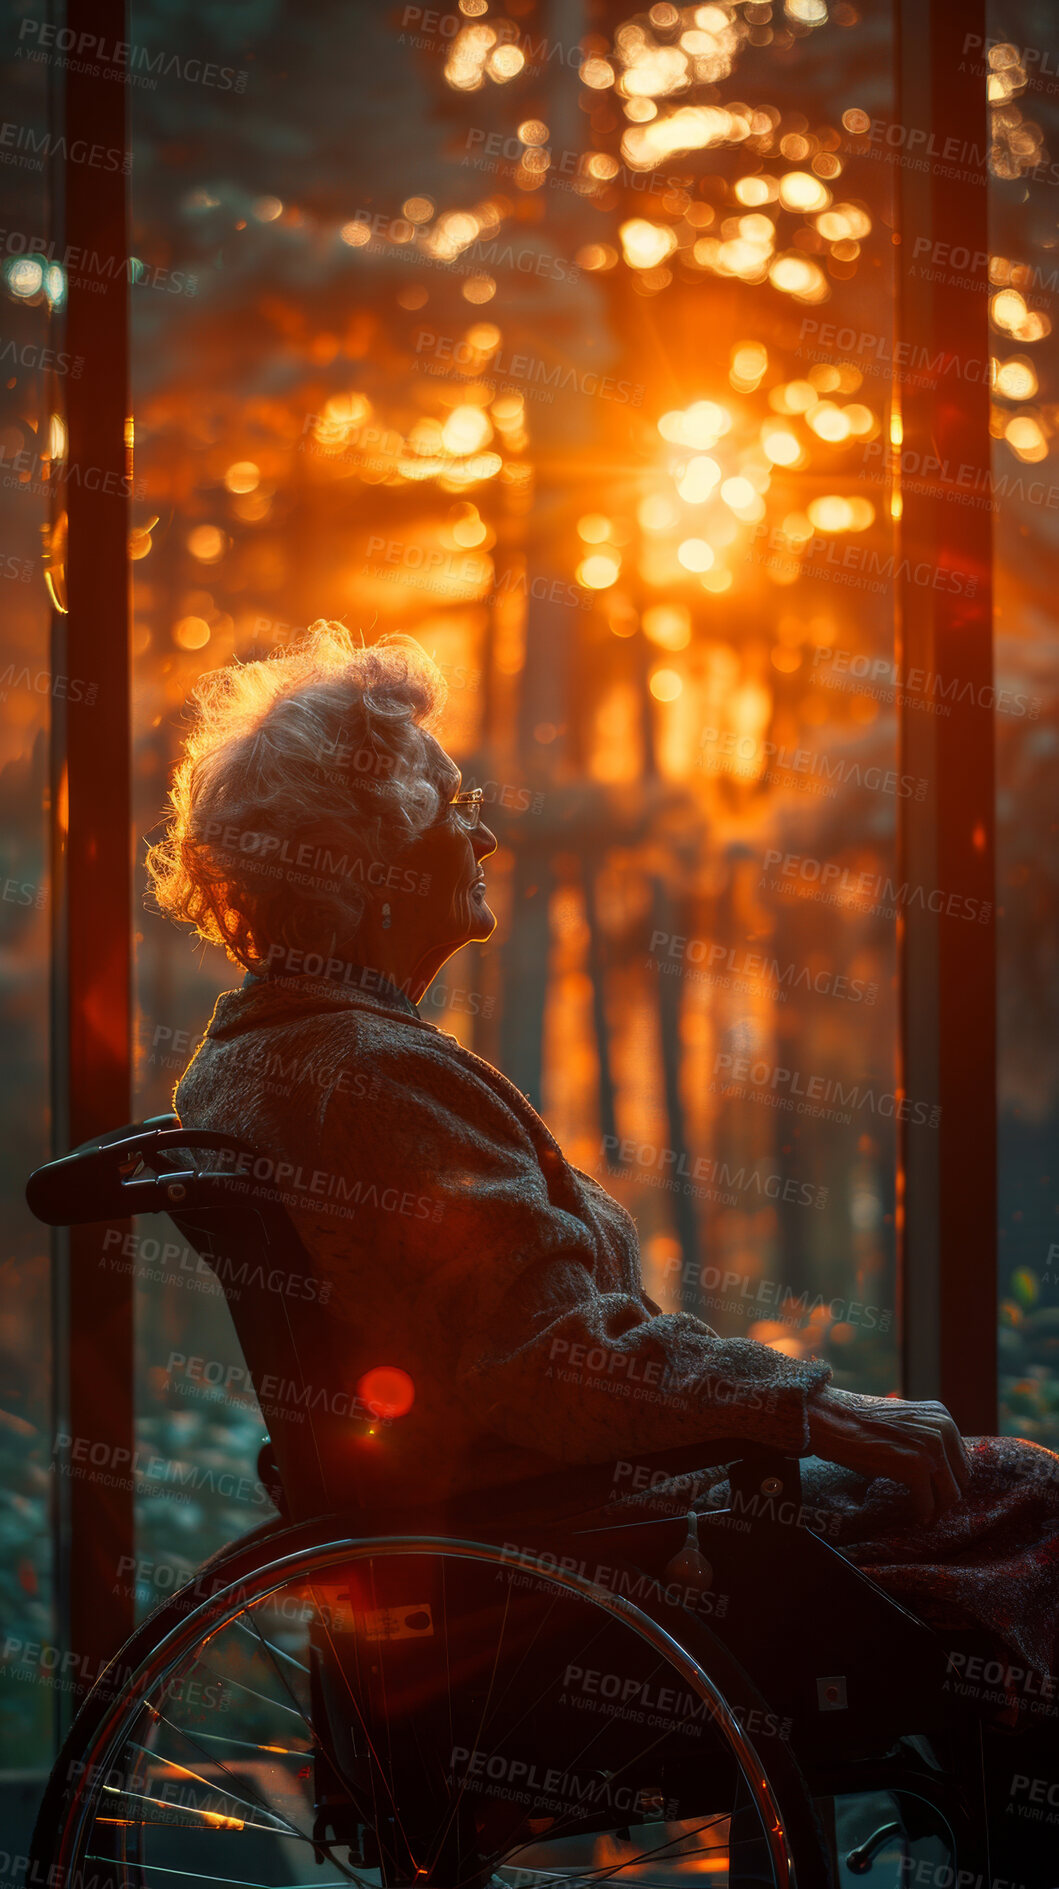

{"left": 450, "top": 787, "right": 484, "bottom": 832}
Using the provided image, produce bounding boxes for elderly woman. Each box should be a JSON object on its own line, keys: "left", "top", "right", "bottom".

{"left": 151, "top": 624, "right": 1059, "bottom": 1852}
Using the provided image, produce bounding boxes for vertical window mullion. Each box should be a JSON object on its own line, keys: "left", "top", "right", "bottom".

{"left": 895, "top": 0, "right": 997, "bottom": 1432}
{"left": 53, "top": 0, "right": 135, "bottom": 1706}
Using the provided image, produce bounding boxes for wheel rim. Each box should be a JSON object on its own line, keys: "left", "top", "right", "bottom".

{"left": 52, "top": 1535, "right": 800, "bottom": 1888}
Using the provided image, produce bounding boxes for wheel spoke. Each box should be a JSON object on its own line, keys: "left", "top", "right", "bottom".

{"left": 422, "top": 1561, "right": 518, "bottom": 1875}
{"left": 124, "top": 1741, "right": 298, "bottom": 1836}
{"left": 85, "top": 1863, "right": 353, "bottom": 1888}
{"left": 194, "top": 1733, "right": 311, "bottom": 1756}
{"left": 128, "top": 1710, "right": 311, "bottom": 1843}
{"left": 59, "top": 1541, "right": 794, "bottom": 1889}
{"left": 304, "top": 1569, "right": 422, "bottom": 1868}
{"left": 235, "top": 1607, "right": 311, "bottom": 1675}
{"left": 191, "top": 1654, "right": 310, "bottom": 1720}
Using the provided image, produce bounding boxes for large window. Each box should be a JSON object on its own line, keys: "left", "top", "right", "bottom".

{"left": 127, "top": 3, "right": 912, "bottom": 1607}
{"left": 2, "top": 0, "right": 1057, "bottom": 1845}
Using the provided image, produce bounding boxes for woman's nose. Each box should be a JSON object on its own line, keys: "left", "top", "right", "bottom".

{"left": 474, "top": 822, "right": 498, "bottom": 861}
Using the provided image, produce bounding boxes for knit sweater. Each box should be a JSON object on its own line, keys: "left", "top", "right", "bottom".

{"left": 173, "top": 967, "right": 833, "bottom": 1510}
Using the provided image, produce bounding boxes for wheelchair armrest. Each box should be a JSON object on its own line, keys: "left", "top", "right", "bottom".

{"left": 433, "top": 1437, "right": 801, "bottom": 1538}
{"left": 25, "top": 1121, "right": 273, "bottom": 1227}
{"left": 601, "top": 1438, "right": 802, "bottom": 1513}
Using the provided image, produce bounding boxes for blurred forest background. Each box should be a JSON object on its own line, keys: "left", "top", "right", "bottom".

{"left": 0, "top": 0, "right": 1056, "bottom": 1771}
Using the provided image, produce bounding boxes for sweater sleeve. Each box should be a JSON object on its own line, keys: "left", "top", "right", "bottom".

{"left": 331, "top": 1036, "right": 833, "bottom": 1465}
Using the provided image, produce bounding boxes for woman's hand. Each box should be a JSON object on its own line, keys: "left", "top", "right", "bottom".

{"left": 807, "top": 1385, "right": 971, "bottom": 1523}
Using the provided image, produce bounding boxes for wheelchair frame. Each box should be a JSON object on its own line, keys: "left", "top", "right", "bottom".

{"left": 24, "top": 1116, "right": 997, "bottom": 1886}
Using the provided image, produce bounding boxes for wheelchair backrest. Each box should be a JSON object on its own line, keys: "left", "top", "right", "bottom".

{"left": 26, "top": 1119, "right": 806, "bottom": 1533}
{"left": 26, "top": 1115, "right": 338, "bottom": 1517}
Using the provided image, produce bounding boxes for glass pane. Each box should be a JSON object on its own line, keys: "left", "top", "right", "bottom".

{"left": 130, "top": 0, "right": 903, "bottom": 1592}
{"left": 0, "top": 0, "right": 62, "bottom": 1830}
{"left": 986, "top": 2, "right": 1059, "bottom": 1444}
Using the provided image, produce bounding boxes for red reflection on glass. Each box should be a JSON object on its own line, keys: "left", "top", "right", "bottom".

{"left": 357, "top": 1365, "right": 415, "bottom": 1419}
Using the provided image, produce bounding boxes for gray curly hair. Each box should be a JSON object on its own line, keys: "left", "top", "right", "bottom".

{"left": 146, "top": 621, "right": 457, "bottom": 973}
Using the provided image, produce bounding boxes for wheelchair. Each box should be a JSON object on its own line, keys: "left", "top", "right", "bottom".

{"left": 25, "top": 1116, "right": 999, "bottom": 1887}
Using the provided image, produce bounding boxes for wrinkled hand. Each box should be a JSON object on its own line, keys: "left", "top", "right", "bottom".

{"left": 807, "top": 1385, "right": 971, "bottom": 1524}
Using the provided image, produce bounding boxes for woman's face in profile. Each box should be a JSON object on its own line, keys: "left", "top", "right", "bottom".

{"left": 397, "top": 731, "right": 498, "bottom": 953}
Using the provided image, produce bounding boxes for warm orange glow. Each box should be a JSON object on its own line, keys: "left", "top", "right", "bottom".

{"left": 224, "top": 460, "right": 260, "bottom": 494}
{"left": 577, "top": 513, "right": 613, "bottom": 544}
{"left": 582, "top": 57, "right": 615, "bottom": 89}
{"left": 768, "top": 254, "right": 828, "bottom": 301}
{"left": 578, "top": 551, "right": 622, "bottom": 589}
{"left": 174, "top": 616, "right": 211, "bottom": 650}
{"left": 677, "top": 537, "right": 714, "bottom": 572}
{"left": 187, "top": 525, "right": 226, "bottom": 563}
{"left": 1005, "top": 413, "right": 1048, "bottom": 460}
{"left": 761, "top": 423, "right": 801, "bottom": 466}
{"left": 676, "top": 455, "right": 721, "bottom": 503}
{"left": 808, "top": 495, "right": 875, "bottom": 531}
{"left": 806, "top": 402, "right": 852, "bottom": 442}
{"left": 643, "top": 604, "right": 691, "bottom": 649}
{"left": 451, "top": 505, "right": 487, "bottom": 547}
{"left": 649, "top": 666, "right": 683, "bottom": 701}
{"left": 441, "top": 406, "right": 493, "bottom": 455}
{"left": 779, "top": 170, "right": 831, "bottom": 213}
{"left": 994, "top": 356, "right": 1038, "bottom": 399}
{"left": 659, "top": 401, "right": 731, "bottom": 448}
{"left": 619, "top": 218, "right": 678, "bottom": 269}
{"left": 730, "top": 341, "right": 768, "bottom": 390}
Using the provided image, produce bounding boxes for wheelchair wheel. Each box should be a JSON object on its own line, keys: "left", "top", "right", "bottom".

{"left": 30, "top": 1520, "right": 832, "bottom": 1887}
